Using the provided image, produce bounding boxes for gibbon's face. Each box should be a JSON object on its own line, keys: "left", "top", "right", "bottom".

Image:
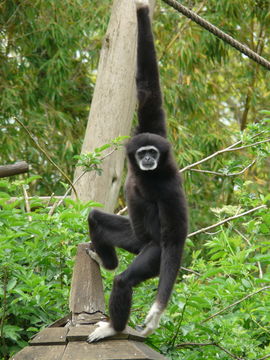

{"left": 135, "top": 145, "right": 160, "bottom": 171}
{"left": 126, "top": 133, "right": 171, "bottom": 172}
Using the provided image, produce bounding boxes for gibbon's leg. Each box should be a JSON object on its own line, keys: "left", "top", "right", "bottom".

{"left": 87, "top": 242, "right": 161, "bottom": 342}
{"left": 88, "top": 209, "right": 144, "bottom": 270}
{"left": 140, "top": 198, "right": 188, "bottom": 336}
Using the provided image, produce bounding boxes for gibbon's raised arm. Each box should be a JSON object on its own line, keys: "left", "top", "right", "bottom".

{"left": 135, "top": 4, "right": 167, "bottom": 138}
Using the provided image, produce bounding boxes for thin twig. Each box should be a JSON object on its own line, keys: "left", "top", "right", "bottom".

{"left": 190, "top": 160, "right": 256, "bottom": 177}
{"left": 180, "top": 266, "right": 201, "bottom": 277}
{"left": 180, "top": 137, "right": 270, "bottom": 173}
{"left": 46, "top": 193, "right": 55, "bottom": 207}
{"left": 202, "top": 285, "right": 270, "bottom": 323}
{"left": 188, "top": 204, "right": 267, "bottom": 238}
{"left": 257, "top": 354, "right": 270, "bottom": 360}
{"left": 14, "top": 117, "right": 78, "bottom": 199}
{"left": 49, "top": 148, "right": 118, "bottom": 216}
{"left": 48, "top": 169, "right": 87, "bottom": 216}
{"left": 234, "top": 228, "right": 263, "bottom": 279}
{"left": 170, "top": 298, "right": 189, "bottom": 348}
{"left": 180, "top": 140, "right": 242, "bottom": 173}
{"left": 22, "top": 185, "right": 32, "bottom": 221}
{"left": 225, "top": 138, "right": 270, "bottom": 152}
{"left": 160, "top": 0, "right": 206, "bottom": 59}
{"left": 176, "top": 342, "right": 243, "bottom": 360}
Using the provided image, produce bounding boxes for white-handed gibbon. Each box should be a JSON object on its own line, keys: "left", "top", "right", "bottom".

{"left": 87, "top": 0, "right": 188, "bottom": 342}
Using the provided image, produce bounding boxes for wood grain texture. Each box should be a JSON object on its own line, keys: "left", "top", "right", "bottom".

{"left": 10, "top": 345, "right": 65, "bottom": 360}
{"left": 69, "top": 243, "right": 105, "bottom": 314}
{"left": 62, "top": 340, "right": 166, "bottom": 360}
{"left": 29, "top": 328, "right": 68, "bottom": 345}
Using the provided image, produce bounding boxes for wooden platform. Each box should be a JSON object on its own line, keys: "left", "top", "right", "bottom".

{"left": 11, "top": 315, "right": 167, "bottom": 360}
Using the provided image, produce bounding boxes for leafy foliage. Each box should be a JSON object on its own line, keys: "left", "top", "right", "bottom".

{"left": 0, "top": 179, "right": 96, "bottom": 358}
{"left": 74, "top": 135, "right": 129, "bottom": 175}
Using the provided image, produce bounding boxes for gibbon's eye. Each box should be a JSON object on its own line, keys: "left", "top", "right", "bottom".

{"left": 139, "top": 150, "right": 147, "bottom": 158}
{"left": 149, "top": 149, "right": 157, "bottom": 156}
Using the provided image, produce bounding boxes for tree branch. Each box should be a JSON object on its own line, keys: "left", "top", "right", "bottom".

{"left": 202, "top": 286, "right": 270, "bottom": 323}
{"left": 0, "top": 161, "right": 29, "bottom": 178}
{"left": 176, "top": 341, "right": 244, "bottom": 360}
{"left": 189, "top": 160, "right": 256, "bottom": 177}
{"left": 234, "top": 228, "right": 263, "bottom": 279}
{"left": 180, "top": 140, "right": 242, "bottom": 173}
{"left": 225, "top": 138, "right": 270, "bottom": 152}
{"left": 14, "top": 118, "right": 78, "bottom": 199}
{"left": 257, "top": 354, "right": 270, "bottom": 360}
{"left": 188, "top": 204, "right": 267, "bottom": 238}
{"left": 180, "top": 138, "right": 270, "bottom": 173}
{"left": 49, "top": 148, "right": 118, "bottom": 216}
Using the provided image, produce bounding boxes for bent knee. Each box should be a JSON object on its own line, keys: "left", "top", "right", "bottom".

{"left": 88, "top": 209, "right": 101, "bottom": 228}
{"left": 114, "top": 274, "right": 128, "bottom": 289}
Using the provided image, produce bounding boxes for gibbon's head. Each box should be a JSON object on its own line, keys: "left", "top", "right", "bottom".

{"left": 126, "top": 133, "right": 171, "bottom": 172}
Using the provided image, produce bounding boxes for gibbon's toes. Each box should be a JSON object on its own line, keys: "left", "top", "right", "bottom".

{"left": 87, "top": 322, "right": 117, "bottom": 343}
{"left": 87, "top": 248, "right": 103, "bottom": 267}
{"left": 135, "top": 0, "right": 149, "bottom": 9}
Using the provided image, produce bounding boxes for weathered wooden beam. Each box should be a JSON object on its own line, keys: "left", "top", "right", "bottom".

{"left": 0, "top": 161, "right": 29, "bottom": 178}
{"left": 73, "top": 0, "right": 155, "bottom": 210}
{"left": 69, "top": 243, "right": 105, "bottom": 318}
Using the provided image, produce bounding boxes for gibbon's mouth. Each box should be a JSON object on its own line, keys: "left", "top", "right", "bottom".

{"left": 139, "top": 161, "right": 157, "bottom": 171}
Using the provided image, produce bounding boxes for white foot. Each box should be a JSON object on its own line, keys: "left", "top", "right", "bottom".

{"left": 135, "top": 0, "right": 149, "bottom": 9}
{"left": 87, "top": 321, "right": 117, "bottom": 343}
{"left": 141, "top": 302, "right": 163, "bottom": 336}
{"left": 87, "top": 248, "right": 103, "bottom": 267}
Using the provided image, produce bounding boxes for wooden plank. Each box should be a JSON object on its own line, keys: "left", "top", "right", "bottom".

{"left": 10, "top": 345, "right": 65, "bottom": 360}
{"left": 29, "top": 328, "right": 68, "bottom": 345}
{"left": 62, "top": 340, "right": 154, "bottom": 360}
{"left": 132, "top": 341, "right": 169, "bottom": 360}
{"left": 69, "top": 243, "right": 105, "bottom": 315}
{"left": 67, "top": 325, "right": 145, "bottom": 342}
{"left": 48, "top": 313, "right": 71, "bottom": 328}
{"left": 126, "top": 326, "right": 145, "bottom": 342}
{"left": 71, "top": 311, "right": 107, "bottom": 325}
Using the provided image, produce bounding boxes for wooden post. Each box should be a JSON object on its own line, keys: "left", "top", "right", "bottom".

{"left": 69, "top": 243, "right": 105, "bottom": 322}
{"left": 73, "top": 0, "right": 155, "bottom": 211}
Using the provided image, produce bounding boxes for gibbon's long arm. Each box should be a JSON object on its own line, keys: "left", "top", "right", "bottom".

{"left": 136, "top": 4, "right": 167, "bottom": 138}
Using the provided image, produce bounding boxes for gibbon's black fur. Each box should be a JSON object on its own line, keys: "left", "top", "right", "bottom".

{"left": 87, "top": 0, "right": 188, "bottom": 342}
